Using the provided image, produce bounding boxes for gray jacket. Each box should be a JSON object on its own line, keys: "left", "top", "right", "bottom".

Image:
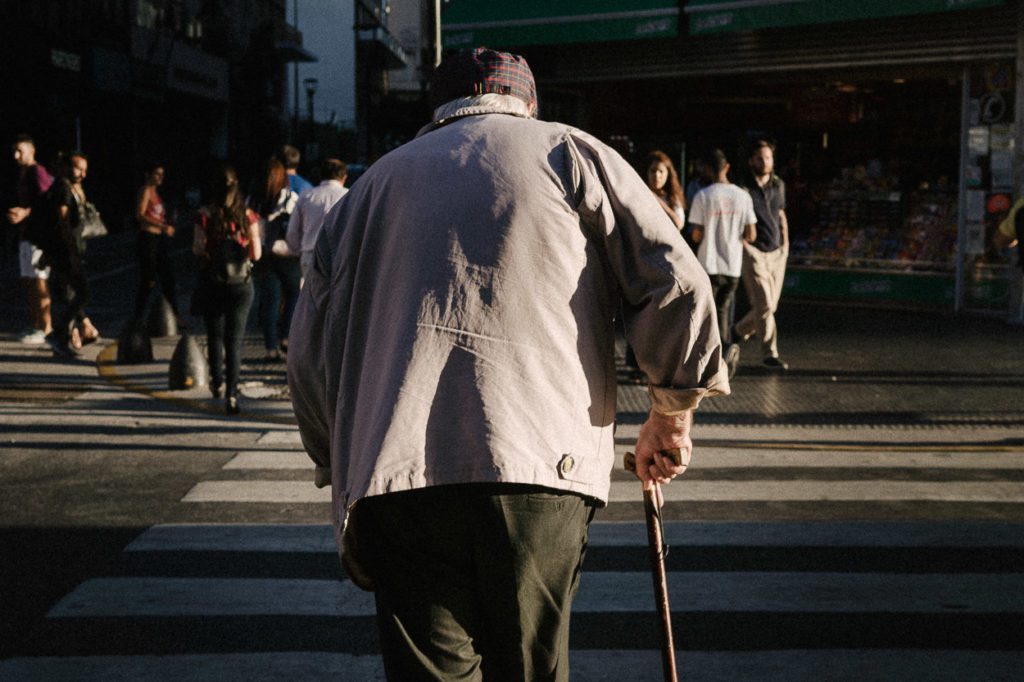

{"left": 287, "top": 104, "right": 729, "bottom": 526}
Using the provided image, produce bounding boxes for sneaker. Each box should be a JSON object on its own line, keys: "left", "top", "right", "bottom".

{"left": 763, "top": 356, "right": 789, "bottom": 371}
{"left": 18, "top": 328, "right": 46, "bottom": 345}
{"left": 725, "top": 343, "right": 741, "bottom": 379}
{"left": 45, "top": 333, "right": 79, "bottom": 359}
{"left": 225, "top": 395, "right": 240, "bottom": 415}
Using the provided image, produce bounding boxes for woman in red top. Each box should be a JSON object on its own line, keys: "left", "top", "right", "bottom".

{"left": 133, "top": 163, "right": 179, "bottom": 320}
{"left": 192, "top": 164, "right": 262, "bottom": 414}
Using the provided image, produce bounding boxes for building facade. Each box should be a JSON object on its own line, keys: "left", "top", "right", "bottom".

{"left": 1, "top": 0, "right": 311, "bottom": 231}
{"left": 439, "top": 0, "right": 1024, "bottom": 321}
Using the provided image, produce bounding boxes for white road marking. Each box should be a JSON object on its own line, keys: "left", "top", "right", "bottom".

{"left": 222, "top": 452, "right": 312, "bottom": 470}
{"left": 180, "top": 479, "right": 1024, "bottom": 504}
{"left": 46, "top": 571, "right": 1024, "bottom": 618}
{"left": 4, "top": 651, "right": 1023, "bottom": 682}
{"left": 126, "top": 521, "right": 1024, "bottom": 553}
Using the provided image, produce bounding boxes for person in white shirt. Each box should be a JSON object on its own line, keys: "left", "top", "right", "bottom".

{"left": 687, "top": 149, "right": 756, "bottom": 378}
{"left": 285, "top": 158, "right": 348, "bottom": 280}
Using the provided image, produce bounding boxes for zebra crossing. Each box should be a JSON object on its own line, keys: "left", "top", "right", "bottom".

{"left": 3, "top": 427, "right": 1024, "bottom": 680}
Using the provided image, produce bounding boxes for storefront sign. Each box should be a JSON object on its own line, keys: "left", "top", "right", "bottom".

{"left": 442, "top": 0, "right": 678, "bottom": 47}
{"left": 686, "top": 0, "right": 1004, "bottom": 36}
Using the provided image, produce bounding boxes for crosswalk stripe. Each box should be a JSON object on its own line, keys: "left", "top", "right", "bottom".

{"left": 47, "top": 578, "right": 372, "bottom": 617}
{"left": 125, "top": 524, "right": 336, "bottom": 553}
{"left": 610, "top": 479, "right": 1024, "bottom": 502}
{"left": 182, "top": 481, "right": 330, "bottom": 503}
{"left": 4, "top": 651, "right": 1023, "bottom": 682}
{"left": 223, "top": 452, "right": 311, "bottom": 469}
{"left": 573, "top": 571, "right": 1024, "bottom": 613}
{"left": 256, "top": 431, "right": 303, "bottom": 446}
{"left": 614, "top": 448, "right": 1024, "bottom": 469}
{"left": 0, "top": 654, "right": 384, "bottom": 682}
{"left": 180, "top": 479, "right": 1024, "bottom": 504}
{"left": 227, "top": 449, "right": 1024, "bottom": 471}
{"left": 588, "top": 520, "right": 1024, "bottom": 547}
{"left": 46, "top": 570, "right": 1024, "bottom": 618}
{"left": 126, "top": 521, "right": 1024, "bottom": 553}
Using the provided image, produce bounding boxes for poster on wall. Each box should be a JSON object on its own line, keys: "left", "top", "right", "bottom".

{"left": 965, "top": 223, "right": 986, "bottom": 254}
{"left": 966, "top": 189, "right": 986, "bottom": 222}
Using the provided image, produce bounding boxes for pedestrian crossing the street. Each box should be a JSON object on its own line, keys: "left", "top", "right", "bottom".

{"left": 4, "top": 429, "right": 1024, "bottom": 680}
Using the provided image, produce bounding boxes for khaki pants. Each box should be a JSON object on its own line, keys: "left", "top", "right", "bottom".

{"left": 736, "top": 243, "right": 788, "bottom": 359}
{"left": 353, "top": 483, "right": 594, "bottom": 682}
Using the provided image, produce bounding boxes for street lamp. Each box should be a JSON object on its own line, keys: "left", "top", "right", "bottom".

{"left": 303, "top": 77, "right": 319, "bottom": 157}
{"left": 303, "top": 76, "right": 319, "bottom": 124}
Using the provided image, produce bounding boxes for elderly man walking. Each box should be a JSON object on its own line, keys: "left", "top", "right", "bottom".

{"left": 288, "top": 48, "right": 729, "bottom": 681}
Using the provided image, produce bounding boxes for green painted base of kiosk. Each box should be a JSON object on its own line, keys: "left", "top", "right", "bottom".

{"left": 785, "top": 267, "right": 1010, "bottom": 308}
{"left": 784, "top": 268, "right": 955, "bottom": 306}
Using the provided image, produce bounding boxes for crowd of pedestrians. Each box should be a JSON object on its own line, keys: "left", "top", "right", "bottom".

{"left": 5, "top": 112, "right": 792, "bottom": 418}
{"left": 5, "top": 134, "right": 351, "bottom": 413}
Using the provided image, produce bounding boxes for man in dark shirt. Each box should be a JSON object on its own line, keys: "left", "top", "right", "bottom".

{"left": 44, "top": 152, "right": 91, "bottom": 358}
{"left": 736, "top": 139, "right": 790, "bottom": 370}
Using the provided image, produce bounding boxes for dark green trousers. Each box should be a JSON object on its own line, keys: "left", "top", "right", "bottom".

{"left": 353, "top": 483, "right": 595, "bottom": 681}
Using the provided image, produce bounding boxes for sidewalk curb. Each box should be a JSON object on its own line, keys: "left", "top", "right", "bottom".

{"left": 93, "top": 343, "right": 1021, "bottom": 452}
{"left": 95, "top": 342, "right": 297, "bottom": 426}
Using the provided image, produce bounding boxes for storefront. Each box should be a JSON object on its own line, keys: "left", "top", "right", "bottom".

{"left": 441, "top": 0, "right": 1024, "bottom": 318}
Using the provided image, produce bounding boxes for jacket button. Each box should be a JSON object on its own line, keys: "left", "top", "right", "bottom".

{"left": 558, "top": 454, "right": 575, "bottom": 476}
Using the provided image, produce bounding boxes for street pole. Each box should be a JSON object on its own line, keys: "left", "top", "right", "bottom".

{"left": 292, "top": 0, "right": 300, "bottom": 142}
{"left": 304, "top": 77, "right": 319, "bottom": 158}
{"left": 434, "top": 0, "right": 442, "bottom": 67}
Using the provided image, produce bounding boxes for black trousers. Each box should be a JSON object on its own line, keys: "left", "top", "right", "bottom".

{"left": 50, "top": 256, "right": 91, "bottom": 345}
{"left": 134, "top": 231, "right": 178, "bottom": 318}
{"left": 253, "top": 255, "right": 301, "bottom": 351}
{"left": 353, "top": 484, "right": 595, "bottom": 682}
{"left": 710, "top": 274, "right": 740, "bottom": 345}
{"left": 201, "top": 278, "right": 254, "bottom": 395}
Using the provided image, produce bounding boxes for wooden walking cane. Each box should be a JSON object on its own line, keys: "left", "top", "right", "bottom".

{"left": 624, "top": 449, "right": 680, "bottom": 682}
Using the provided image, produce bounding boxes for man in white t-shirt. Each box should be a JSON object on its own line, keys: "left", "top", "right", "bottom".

{"left": 687, "top": 149, "right": 756, "bottom": 378}
{"left": 285, "top": 158, "right": 348, "bottom": 281}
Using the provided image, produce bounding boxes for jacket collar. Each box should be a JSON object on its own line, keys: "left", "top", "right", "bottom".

{"left": 416, "top": 104, "right": 531, "bottom": 138}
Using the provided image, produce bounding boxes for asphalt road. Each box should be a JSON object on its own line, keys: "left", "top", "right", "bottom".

{"left": 1, "top": 231, "right": 1023, "bottom": 679}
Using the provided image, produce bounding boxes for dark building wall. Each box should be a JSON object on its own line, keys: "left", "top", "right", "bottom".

{"left": 0, "top": 0, "right": 293, "bottom": 230}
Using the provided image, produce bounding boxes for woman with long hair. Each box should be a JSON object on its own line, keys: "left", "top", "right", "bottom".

{"left": 248, "top": 157, "right": 300, "bottom": 361}
{"left": 192, "top": 164, "right": 262, "bottom": 414}
{"left": 646, "top": 150, "right": 686, "bottom": 230}
{"left": 133, "top": 162, "right": 179, "bottom": 320}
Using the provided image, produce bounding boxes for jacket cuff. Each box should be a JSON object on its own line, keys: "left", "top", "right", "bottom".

{"left": 314, "top": 466, "right": 331, "bottom": 488}
{"left": 647, "top": 386, "right": 706, "bottom": 415}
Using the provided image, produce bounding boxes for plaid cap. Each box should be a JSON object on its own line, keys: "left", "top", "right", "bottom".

{"left": 430, "top": 47, "right": 537, "bottom": 115}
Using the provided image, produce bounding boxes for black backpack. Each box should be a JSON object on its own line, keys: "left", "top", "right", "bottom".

{"left": 211, "top": 232, "right": 252, "bottom": 285}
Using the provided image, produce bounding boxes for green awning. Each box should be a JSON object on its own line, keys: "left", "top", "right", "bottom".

{"left": 441, "top": 0, "right": 678, "bottom": 49}
{"left": 686, "top": 0, "right": 1004, "bottom": 36}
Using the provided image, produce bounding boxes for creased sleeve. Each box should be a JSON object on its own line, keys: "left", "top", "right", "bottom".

{"left": 287, "top": 228, "right": 335, "bottom": 484}
{"left": 565, "top": 131, "right": 730, "bottom": 412}
{"left": 285, "top": 200, "right": 304, "bottom": 256}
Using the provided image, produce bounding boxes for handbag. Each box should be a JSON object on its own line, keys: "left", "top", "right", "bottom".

{"left": 80, "top": 201, "right": 108, "bottom": 239}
